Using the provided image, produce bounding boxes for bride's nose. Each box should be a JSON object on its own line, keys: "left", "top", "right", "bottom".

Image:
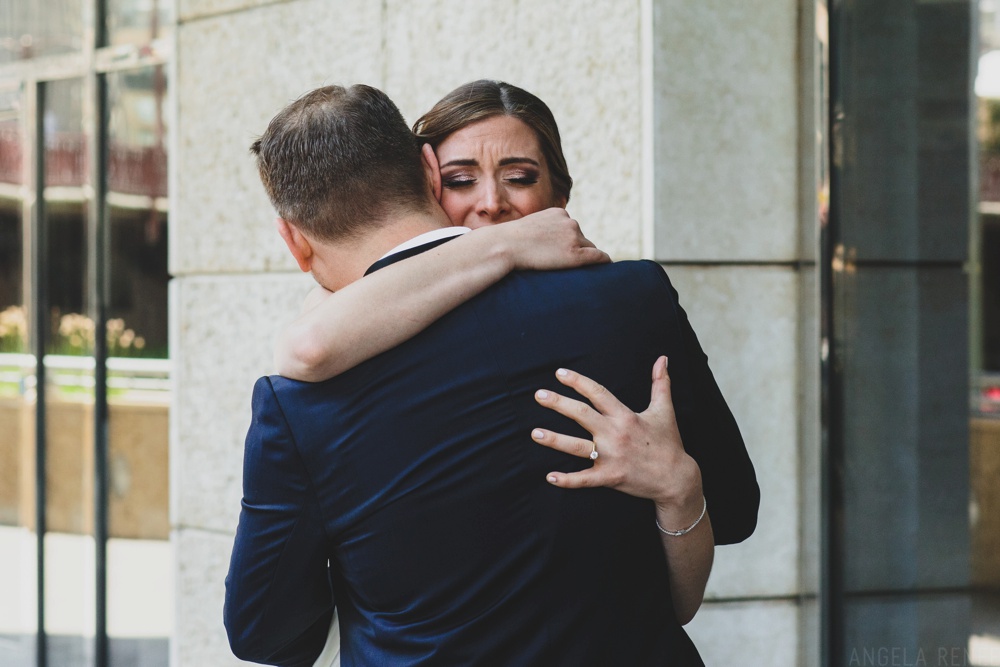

{"left": 477, "top": 181, "right": 510, "bottom": 220}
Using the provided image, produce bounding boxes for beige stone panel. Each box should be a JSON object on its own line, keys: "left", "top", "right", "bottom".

{"left": 44, "top": 397, "right": 95, "bottom": 535}
{"left": 686, "top": 598, "right": 800, "bottom": 666}
{"left": 108, "top": 401, "right": 170, "bottom": 540}
{"left": 173, "top": 527, "right": 250, "bottom": 666}
{"left": 172, "top": 0, "right": 383, "bottom": 276}
{"left": 17, "top": 396, "right": 34, "bottom": 528}
{"left": 0, "top": 397, "right": 26, "bottom": 525}
{"left": 797, "top": 266, "right": 822, "bottom": 597}
{"left": 666, "top": 265, "right": 799, "bottom": 598}
{"left": 1, "top": 396, "right": 171, "bottom": 539}
{"left": 652, "top": 0, "right": 799, "bottom": 261}
{"left": 178, "top": 0, "right": 283, "bottom": 22}
{"left": 170, "top": 273, "right": 313, "bottom": 533}
{"left": 384, "top": 0, "right": 645, "bottom": 260}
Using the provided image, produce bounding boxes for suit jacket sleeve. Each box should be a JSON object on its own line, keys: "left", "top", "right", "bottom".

{"left": 224, "top": 376, "right": 335, "bottom": 666}
{"left": 652, "top": 263, "right": 760, "bottom": 545}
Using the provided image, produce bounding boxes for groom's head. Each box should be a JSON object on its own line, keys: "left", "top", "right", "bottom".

{"left": 251, "top": 84, "right": 432, "bottom": 243}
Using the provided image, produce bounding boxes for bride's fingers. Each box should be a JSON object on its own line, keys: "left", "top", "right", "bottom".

{"left": 535, "top": 389, "right": 601, "bottom": 432}
{"left": 553, "top": 368, "right": 625, "bottom": 417}
{"left": 545, "top": 468, "right": 604, "bottom": 489}
{"left": 531, "top": 428, "right": 595, "bottom": 459}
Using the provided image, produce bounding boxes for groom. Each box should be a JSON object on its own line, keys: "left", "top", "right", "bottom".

{"left": 224, "top": 84, "right": 757, "bottom": 666}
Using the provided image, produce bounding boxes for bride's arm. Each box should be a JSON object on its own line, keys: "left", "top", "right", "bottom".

{"left": 275, "top": 208, "right": 609, "bottom": 382}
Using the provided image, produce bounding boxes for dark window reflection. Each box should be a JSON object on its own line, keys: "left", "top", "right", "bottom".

{"left": 0, "top": 88, "right": 24, "bottom": 344}
{"left": 43, "top": 79, "right": 89, "bottom": 355}
{"left": 107, "top": 66, "right": 169, "bottom": 359}
{"left": 107, "top": 0, "right": 172, "bottom": 49}
{"left": 830, "top": 0, "right": 992, "bottom": 662}
{"left": 0, "top": 0, "right": 84, "bottom": 63}
{"left": 980, "top": 99, "right": 1000, "bottom": 376}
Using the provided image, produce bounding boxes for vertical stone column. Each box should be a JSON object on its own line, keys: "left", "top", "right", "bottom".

{"left": 648, "top": 0, "right": 818, "bottom": 665}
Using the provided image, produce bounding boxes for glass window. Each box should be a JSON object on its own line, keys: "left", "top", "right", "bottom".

{"left": 830, "top": 1, "right": 999, "bottom": 663}
{"left": 106, "top": 0, "right": 172, "bottom": 49}
{"left": 0, "top": 1, "right": 173, "bottom": 663}
{"left": 105, "top": 65, "right": 171, "bottom": 666}
{"left": 0, "top": 85, "right": 36, "bottom": 667}
{"left": 41, "top": 76, "right": 94, "bottom": 667}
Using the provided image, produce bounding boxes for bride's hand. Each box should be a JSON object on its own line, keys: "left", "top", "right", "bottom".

{"left": 477, "top": 208, "right": 610, "bottom": 271}
{"left": 531, "top": 356, "right": 704, "bottom": 525}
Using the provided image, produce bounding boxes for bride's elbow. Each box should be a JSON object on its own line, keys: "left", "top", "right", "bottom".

{"left": 674, "top": 595, "right": 705, "bottom": 627}
{"left": 275, "top": 325, "right": 333, "bottom": 382}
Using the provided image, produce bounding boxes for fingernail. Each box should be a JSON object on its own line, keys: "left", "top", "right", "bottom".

{"left": 664, "top": 356, "right": 669, "bottom": 369}
{"left": 536, "top": 390, "right": 549, "bottom": 400}
{"left": 532, "top": 429, "right": 545, "bottom": 440}
{"left": 547, "top": 475, "right": 557, "bottom": 484}
{"left": 556, "top": 368, "right": 569, "bottom": 377}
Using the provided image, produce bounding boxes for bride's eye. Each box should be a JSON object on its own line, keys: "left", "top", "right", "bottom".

{"left": 506, "top": 170, "right": 539, "bottom": 186}
{"left": 442, "top": 176, "right": 476, "bottom": 189}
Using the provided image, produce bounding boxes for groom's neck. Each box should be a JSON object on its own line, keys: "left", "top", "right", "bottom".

{"left": 312, "top": 207, "right": 455, "bottom": 291}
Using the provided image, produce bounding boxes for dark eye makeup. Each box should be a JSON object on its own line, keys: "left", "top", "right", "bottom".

{"left": 442, "top": 175, "right": 476, "bottom": 189}
{"left": 507, "top": 174, "right": 540, "bottom": 186}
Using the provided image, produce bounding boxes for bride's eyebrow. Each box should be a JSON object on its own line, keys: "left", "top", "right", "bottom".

{"left": 441, "top": 158, "right": 478, "bottom": 168}
{"left": 498, "top": 157, "right": 539, "bottom": 167}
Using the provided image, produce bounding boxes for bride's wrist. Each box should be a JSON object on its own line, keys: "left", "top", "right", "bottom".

{"left": 466, "top": 224, "right": 517, "bottom": 274}
{"left": 652, "top": 457, "right": 703, "bottom": 519}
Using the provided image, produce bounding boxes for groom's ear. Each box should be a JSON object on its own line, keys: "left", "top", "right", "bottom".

{"left": 421, "top": 143, "right": 443, "bottom": 203}
{"left": 276, "top": 218, "right": 314, "bottom": 273}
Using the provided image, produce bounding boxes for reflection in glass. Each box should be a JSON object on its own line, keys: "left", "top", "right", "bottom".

{"left": 975, "top": 4, "right": 1000, "bottom": 665}
{"left": 0, "top": 0, "right": 85, "bottom": 64}
{"left": 107, "top": 0, "right": 172, "bottom": 49}
{"left": 42, "top": 76, "right": 94, "bottom": 667}
{"left": 831, "top": 0, "right": 989, "bottom": 662}
{"left": 0, "top": 88, "right": 37, "bottom": 667}
{"left": 105, "top": 66, "right": 171, "bottom": 666}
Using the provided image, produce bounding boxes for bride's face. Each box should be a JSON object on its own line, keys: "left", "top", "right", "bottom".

{"left": 435, "top": 115, "right": 566, "bottom": 229}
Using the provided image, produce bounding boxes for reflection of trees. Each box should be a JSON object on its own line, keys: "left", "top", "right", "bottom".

{"left": 980, "top": 99, "right": 1000, "bottom": 156}
{"left": 981, "top": 99, "right": 1000, "bottom": 202}
{"left": 0, "top": 305, "right": 150, "bottom": 357}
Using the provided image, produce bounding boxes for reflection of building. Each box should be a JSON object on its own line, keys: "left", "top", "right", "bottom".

{"left": 0, "top": 2, "right": 172, "bottom": 666}
{"left": 1, "top": 2, "right": 998, "bottom": 667}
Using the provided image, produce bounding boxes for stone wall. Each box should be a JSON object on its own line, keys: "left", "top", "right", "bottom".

{"left": 170, "top": 1, "right": 817, "bottom": 664}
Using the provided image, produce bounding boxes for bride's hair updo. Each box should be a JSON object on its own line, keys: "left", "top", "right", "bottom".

{"left": 413, "top": 80, "right": 573, "bottom": 204}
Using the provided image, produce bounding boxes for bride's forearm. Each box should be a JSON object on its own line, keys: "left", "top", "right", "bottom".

{"left": 275, "top": 228, "right": 515, "bottom": 382}
{"left": 275, "top": 210, "right": 607, "bottom": 383}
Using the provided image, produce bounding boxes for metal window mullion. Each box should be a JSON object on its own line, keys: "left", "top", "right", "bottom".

{"left": 89, "top": 68, "right": 110, "bottom": 667}
{"left": 30, "top": 79, "right": 48, "bottom": 667}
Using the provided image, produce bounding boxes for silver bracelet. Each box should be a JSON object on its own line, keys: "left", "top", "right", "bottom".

{"left": 655, "top": 496, "right": 707, "bottom": 537}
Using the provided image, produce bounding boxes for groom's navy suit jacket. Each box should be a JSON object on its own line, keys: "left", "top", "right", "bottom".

{"left": 225, "top": 244, "right": 759, "bottom": 667}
